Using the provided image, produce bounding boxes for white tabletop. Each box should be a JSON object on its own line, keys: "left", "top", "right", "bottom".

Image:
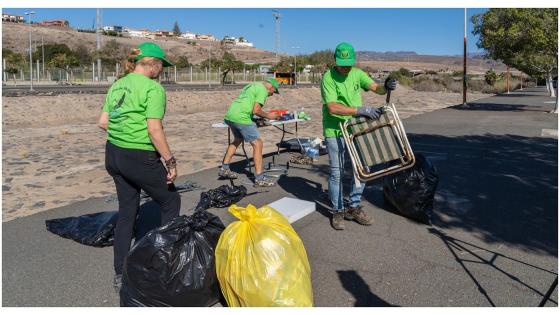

{"left": 212, "top": 118, "right": 308, "bottom": 128}
{"left": 267, "top": 118, "right": 307, "bottom": 126}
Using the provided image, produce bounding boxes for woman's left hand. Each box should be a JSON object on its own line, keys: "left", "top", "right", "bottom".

{"left": 166, "top": 167, "right": 177, "bottom": 184}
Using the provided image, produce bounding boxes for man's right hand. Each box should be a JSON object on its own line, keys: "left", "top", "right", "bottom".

{"left": 356, "top": 106, "right": 382, "bottom": 120}
{"left": 267, "top": 112, "right": 280, "bottom": 120}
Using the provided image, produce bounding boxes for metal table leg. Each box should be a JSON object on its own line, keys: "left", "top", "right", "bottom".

{"left": 241, "top": 141, "right": 251, "bottom": 174}
{"left": 266, "top": 122, "right": 291, "bottom": 176}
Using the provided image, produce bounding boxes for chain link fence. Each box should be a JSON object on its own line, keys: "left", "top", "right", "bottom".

{"left": 2, "top": 60, "right": 321, "bottom": 85}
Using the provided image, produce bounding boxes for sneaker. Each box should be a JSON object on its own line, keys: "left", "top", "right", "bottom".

{"left": 331, "top": 211, "right": 345, "bottom": 230}
{"left": 218, "top": 168, "right": 239, "bottom": 179}
{"left": 254, "top": 176, "right": 276, "bottom": 187}
{"left": 113, "top": 274, "right": 123, "bottom": 294}
{"left": 345, "top": 205, "right": 373, "bottom": 225}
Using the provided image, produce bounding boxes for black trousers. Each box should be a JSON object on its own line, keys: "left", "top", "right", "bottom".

{"left": 105, "top": 141, "right": 181, "bottom": 275}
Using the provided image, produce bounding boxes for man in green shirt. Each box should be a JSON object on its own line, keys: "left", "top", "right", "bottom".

{"left": 321, "top": 42, "right": 397, "bottom": 230}
{"left": 220, "top": 78, "right": 280, "bottom": 187}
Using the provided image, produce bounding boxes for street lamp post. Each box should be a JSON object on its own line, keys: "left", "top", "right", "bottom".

{"left": 25, "top": 11, "right": 36, "bottom": 91}
{"left": 462, "top": 8, "right": 467, "bottom": 106}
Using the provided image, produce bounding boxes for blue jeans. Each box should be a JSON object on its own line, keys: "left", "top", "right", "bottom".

{"left": 326, "top": 137, "right": 365, "bottom": 213}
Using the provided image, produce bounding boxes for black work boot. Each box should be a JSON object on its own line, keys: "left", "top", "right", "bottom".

{"left": 218, "top": 167, "right": 239, "bottom": 179}
{"left": 331, "top": 211, "right": 345, "bottom": 230}
{"left": 345, "top": 205, "right": 373, "bottom": 225}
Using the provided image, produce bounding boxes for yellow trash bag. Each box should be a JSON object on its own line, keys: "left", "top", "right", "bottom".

{"left": 215, "top": 204, "right": 313, "bottom": 307}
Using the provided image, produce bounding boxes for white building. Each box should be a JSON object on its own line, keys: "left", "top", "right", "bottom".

{"left": 125, "top": 28, "right": 154, "bottom": 39}
{"left": 180, "top": 32, "right": 196, "bottom": 40}
{"left": 222, "top": 36, "right": 236, "bottom": 45}
{"left": 234, "top": 37, "right": 254, "bottom": 47}
{"left": 196, "top": 34, "right": 217, "bottom": 41}
{"left": 235, "top": 41, "right": 254, "bottom": 47}
{"left": 259, "top": 65, "right": 272, "bottom": 74}
{"left": 103, "top": 25, "right": 123, "bottom": 33}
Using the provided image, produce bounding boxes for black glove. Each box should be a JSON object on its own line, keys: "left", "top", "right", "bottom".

{"left": 356, "top": 106, "right": 382, "bottom": 120}
{"left": 384, "top": 77, "right": 397, "bottom": 91}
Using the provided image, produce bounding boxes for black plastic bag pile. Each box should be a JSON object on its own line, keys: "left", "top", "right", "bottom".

{"left": 45, "top": 184, "right": 246, "bottom": 247}
{"left": 382, "top": 154, "right": 439, "bottom": 224}
{"left": 45, "top": 211, "right": 118, "bottom": 247}
{"left": 120, "top": 210, "right": 225, "bottom": 306}
{"left": 195, "top": 184, "right": 247, "bottom": 211}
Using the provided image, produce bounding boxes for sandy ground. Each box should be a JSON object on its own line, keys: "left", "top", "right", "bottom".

{"left": 2, "top": 86, "right": 491, "bottom": 221}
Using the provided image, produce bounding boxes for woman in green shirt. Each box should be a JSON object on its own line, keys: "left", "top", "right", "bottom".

{"left": 97, "top": 42, "right": 180, "bottom": 291}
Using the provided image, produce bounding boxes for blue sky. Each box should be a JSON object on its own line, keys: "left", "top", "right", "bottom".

{"left": 3, "top": 8, "right": 487, "bottom": 55}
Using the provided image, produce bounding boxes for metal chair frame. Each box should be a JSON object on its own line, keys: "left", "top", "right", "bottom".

{"left": 340, "top": 103, "right": 415, "bottom": 181}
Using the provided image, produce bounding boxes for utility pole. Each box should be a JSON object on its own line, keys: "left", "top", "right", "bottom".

{"left": 25, "top": 11, "right": 36, "bottom": 91}
{"left": 272, "top": 10, "right": 281, "bottom": 66}
{"left": 41, "top": 36, "right": 45, "bottom": 79}
{"left": 207, "top": 45, "right": 211, "bottom": 88}
{"left": 462, "top": 8, "right": 467, "bottom": 106}
{"left": 96, "top": 8, "right": 102, "bottom": 82}
{"left": 291, "top": 46, "right": 300, "bottom": 85}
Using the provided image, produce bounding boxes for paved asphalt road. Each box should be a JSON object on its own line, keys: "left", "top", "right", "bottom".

{"left": 2, "top": 87, "right": 557, "bottom": 306}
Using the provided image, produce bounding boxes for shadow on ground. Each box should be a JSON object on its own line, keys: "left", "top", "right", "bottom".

{"left": 337, "top": 270, "right": 396, "bottom": 306}
{"left": 450, "top": 90, "right": 555, "bottom": 112}
{"left": 451, "top": 102, "right": 552, "bottom": 112}
{"left": 277, "top": 132, "right": 558, "bottom": 256}
{"left": 402, "top": 132, "right": 558, "bottom": 256}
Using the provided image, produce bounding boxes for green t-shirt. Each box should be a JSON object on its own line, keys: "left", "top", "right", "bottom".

{"left": 102, "top": 73, "right": 166, "bottom": 151}
{"left": 321, "top": 67, "right": 374, "bottom": 137}
{"left": 224, "top": 82, "right": 268, "bottom": 125}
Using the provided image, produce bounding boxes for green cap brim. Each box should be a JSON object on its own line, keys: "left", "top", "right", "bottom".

{"left": 160, "top": 57, "right": 174, "bottom": 67}
{"left": 136, "top": 54, "right": 174, "bottom": 67}
{"left": 335, "top": 57, "right": 355, "bottom": 66}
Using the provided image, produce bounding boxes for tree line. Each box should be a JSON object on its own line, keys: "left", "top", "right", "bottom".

{"left": 2, "top": 39, "right": 337, "bottom": 85}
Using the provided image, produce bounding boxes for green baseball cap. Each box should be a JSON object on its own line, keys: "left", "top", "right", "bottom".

{"left": 334, "top": 42, "right": 355, "bottom": 66}
{"left": 134, "top": 42, "right": 174, "bottom": 67}
{"left": 266, "top": 78, "right": 280, "bottom": 94}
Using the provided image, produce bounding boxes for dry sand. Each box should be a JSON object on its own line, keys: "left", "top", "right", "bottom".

{"left": 2, "top": 86, "right": 491, "bottom": 221}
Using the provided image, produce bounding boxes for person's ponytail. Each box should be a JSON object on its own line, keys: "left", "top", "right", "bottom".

{"left": 123, "top": 48, "right": 141, "bottom": 75}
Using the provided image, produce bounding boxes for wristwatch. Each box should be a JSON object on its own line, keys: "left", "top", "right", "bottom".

{"left": 165, "top": 156, "right": 177, "bottom": 169}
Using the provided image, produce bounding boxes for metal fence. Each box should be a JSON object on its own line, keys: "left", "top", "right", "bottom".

{"left": 2, "top": 60, "right": 320, "bottom": 85}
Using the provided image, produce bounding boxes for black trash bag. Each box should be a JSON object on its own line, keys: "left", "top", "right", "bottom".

{"left": 195, "top": 184, "right": 247, "bottom": 211}
{"left": 382, "top": 154, "right": 439, "bottom": 224}
{"left": 45, "top": 211, "right": 118, "bottom": 247}
{"left": 45, "top": 207, "right": 161, "bottom": 247}
{"left": 120, "top": 210, "right": 226, "bottom": 307}
{"left": 278, "top": 138, "right": 328, "bottom": 155}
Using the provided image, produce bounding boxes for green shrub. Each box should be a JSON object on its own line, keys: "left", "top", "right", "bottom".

{"left": 485, "top": 69, "right": 498, "bottom": 85}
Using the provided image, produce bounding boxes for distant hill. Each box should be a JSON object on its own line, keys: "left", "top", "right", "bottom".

{"left": 3, "top": 22, "right": 506, "bottom": 73}
{"left": 2, "top": 22, "right": 277, "bottom": 64}
{"left": 357, "top": 50, "right": 505, "bottom": 73}
{"left": 357, "top": 51, "right": 418, "bottom": 61}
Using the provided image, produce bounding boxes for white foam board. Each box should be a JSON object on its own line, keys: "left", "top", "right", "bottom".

{"left": 268, "top": 197, "right": 315, "bottom": 223}
{"left": 541, "top": 129, "right": 558, "bottom": 138}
